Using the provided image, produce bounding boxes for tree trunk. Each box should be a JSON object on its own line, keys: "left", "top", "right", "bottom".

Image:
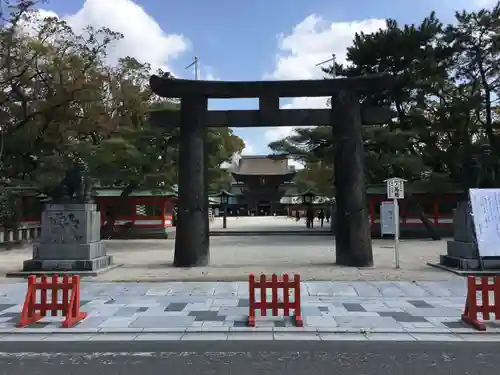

{"left": 332, "top": 90, "right": 373, "bottom": 267}
{"left": 101, "top": 183, "right": 136, "bottom": 239}
{"left": 173, "top": 94, "right": 209, "bottom": 267}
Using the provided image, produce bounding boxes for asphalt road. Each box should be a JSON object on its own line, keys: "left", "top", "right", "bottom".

{"left": 0, "top": 340, "right": 497, "bottom": 375}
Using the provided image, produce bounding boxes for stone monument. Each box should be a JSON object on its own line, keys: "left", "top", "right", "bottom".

{"left": 20, "top": 159, "right": 115, "bottom": 274}
{"left": 438, "top": 201, "right": 500, "bottom": 271}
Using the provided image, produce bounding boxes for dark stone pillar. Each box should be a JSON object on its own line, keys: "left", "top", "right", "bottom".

{"left": 174, "top": 94, "right": 209, "bottom": 267}
{"left": 331, "top": 90, "right": 373, "bottom": 267}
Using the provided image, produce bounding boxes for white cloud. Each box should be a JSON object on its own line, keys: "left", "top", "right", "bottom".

{"left": 34, "top": 0, "right": 189, "bottom": 74}
{"left": 241, "top": 144, "right": 255, "bottom": 155}
{"left": 264, "top": 15, "right": 386, "bottom": 143}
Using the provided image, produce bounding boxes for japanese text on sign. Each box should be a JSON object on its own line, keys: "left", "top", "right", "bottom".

{"left": 386, "top": 179, "right": 405, "bottom": 199}
{"left": 469, "top": 189, "right": 500, "bottom": 257}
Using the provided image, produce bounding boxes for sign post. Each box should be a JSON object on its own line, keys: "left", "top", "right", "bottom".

{"left": 384, "top": 177, "right": 407, "bottom": 269}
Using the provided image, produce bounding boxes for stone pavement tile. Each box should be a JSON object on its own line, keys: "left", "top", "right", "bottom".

{"left": 99, "top": 328, "right": 144, "bottom": 333}
{"left": 401, "top": 322, "right": 442, "bottom": 329}
{"left": 188, "top": 284, "right": 217, "bottom": 296}
{"left": 404, "top": 307, "right": 462, "bottom": 317}
{"left": 407, "top": 300, "right": 435, "bottom": 308}
{"left": 365, "top": 333, "right": 417, "bottom": 341}
{"left": 343, "top": 303, "right": 366, "bottom": 312}
{"left": 187, "top": 302, "right": 211, "bottom": 310}
{"left": 165, "top": 302, "right": 188, "bottom": 312}
{"left": 373, "top": 282, "right": 406, "bottom": 297}
{"left": 303, "top": 316, "right": 338, "bottom": 327}
{"left": 237, "top": 299, "right": 249, "bottom": 307}
{"left": 416, "top": 282, "right": 455, "bottom": 297}
{"left": 361, "top": 303, "right": 403, "bottom": 313}
{"left": 0, "top": 312, "right": 19, "bottom": 323}
{"left": 227, "top": 332, "right": 273, "bottom": 340}
{"left": 327, "top": 282, "right": 358, "bottom": 297}
{"left": 113, "top": 307, "right": 142, "bottom": 317}
{"left": 320, "top": 333, "right": 367, "bottom": 341}
{"left": 188, "top": 311, "right": 225, "bottom": 322}
{"left": 230, "top": 326, "right": 273, "bottom": 332}
{"left": 274, "top": 332, "right": 320, "bottom": 340}
{"left": 0, "top": 304, "right": 17, "bottom": 314}
{"left": 75, "top": 316, "right": 109, "bottom": 328}
{"left": 213, "top": 282, "right": 239, "bottom": 296}
{"left": 197, "top": 326, "right": 230, "bottom": 332}
{"left": 212, "top": 299, "right": 238, "bottom": 307}
{"left": 378, "top": 312, "right": 428, "bottom": 323}
{"left": 335, "top": 316, "right": 403, "bottom": 329}
{"left": 86, "top": 306, "right": 123, "bottom": 317}
{"left": 130, "top": 316, "right": 195, "bottom": 328}
{"left": 301, "top": 306, "right": 322, "bottom": 317}
{"left": 142, "top": 328, "right": 186, "bottom": 333}
{"left": 403, "top": 327, "right": 452, "bottom": 333}
{"left": 89, "top": 334, "right": 139, "bottom": 341}
{"left": 181, "top": 333, "right": 228, "bottom": 340}
{"left": 410, "top": 333, "right": 463, "bottom": 341}
{"left": 393, "top": 282, "right": 432, "bottom": 297}
{"left": 218, "top": 307, "right": 248, "bottom": 315}
{"left": 384, "top": 300, "right": 416, "bottom": 309}
{"left": 42, "top": 334, "right": 93, "bottom": 341}
{"left": 135, "top": 333, "right": 183, "bottom": 340}
{"left": 349, "top": 282, "right": 383, "bottom": 297}
{"left": 201, "top": 321, "right": 226, "bottom": 328}
{"left": 98, "top": 317, "right": 138, "bottom": 328}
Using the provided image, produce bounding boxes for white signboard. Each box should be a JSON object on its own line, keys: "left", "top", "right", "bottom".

{"left": 380, "top": 201, "right": 395, "bottom": 235}
{"left": 469, "top": 189, "right": 500, "bottom": 257}
{"left": 386, "top": 178, "right": 405, "bottom": 199}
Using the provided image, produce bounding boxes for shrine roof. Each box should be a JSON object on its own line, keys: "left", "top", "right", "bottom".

{"left": 93, "top": 188, "right": 177, "bottom": 197}
{"left": 231, "top": 155, "right": 296, "bottom": 176}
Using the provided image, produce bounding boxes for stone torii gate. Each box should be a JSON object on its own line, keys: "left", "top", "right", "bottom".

{"left": 149, "top": 74, "right": 395, "bottom": 268}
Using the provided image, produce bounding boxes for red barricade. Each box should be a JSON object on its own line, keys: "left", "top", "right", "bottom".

{"left": 17, "top": 275, "right": 87, "bottom": 328}
{"left": 462, "top": 276, "right": 500, "bottom": 331}
{"left": 248, "top": 273, "right": 303, "bottom": 327}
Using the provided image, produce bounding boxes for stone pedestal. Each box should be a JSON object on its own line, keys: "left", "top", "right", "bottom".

{"left": 21, "top": 203, "right": 115, "bottom": 273}
{"left": 440, "top": 201, "right": 500, "bottom": 270}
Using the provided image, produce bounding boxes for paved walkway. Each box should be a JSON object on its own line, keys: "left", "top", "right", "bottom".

{"left": 209, "top": 216, "right": 330, "bottom": 233}
{"left": 0, "top": 281, "right": 498, "bottom": 341}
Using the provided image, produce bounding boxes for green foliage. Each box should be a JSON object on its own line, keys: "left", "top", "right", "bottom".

{"left": 270, "top": 1, "right": 500, "bottom": 193}
{"left": 0, "top": 1, "right": 245, "bottom": 204}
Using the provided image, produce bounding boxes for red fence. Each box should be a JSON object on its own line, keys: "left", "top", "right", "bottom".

{"left": 17, "top": 275, "right": 87, "bottom": 328}
{"left": 248, "top": 273, "right": 302, "bottom": 327}
{"left": 462, "top": 276, "right": 500, "bottom": 331}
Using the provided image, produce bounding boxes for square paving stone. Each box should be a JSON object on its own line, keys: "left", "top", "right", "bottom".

{"left": 378, "top": 312, "right": 428, "bottom": 323}
{"left": 442, "top": 320, "right": 472, "bottom": 329}
{"left": 237, "top": 299, "right": 249, "bottom": 308}
{"left": 130, "top": 316, "right": 195, "bottom": 328}
{"left": 233, "top": 320, "right": 249, "bottom": 327}
{"left": 165, "top": 303, "right": 188, "bottom": 312}
{"left": 113, "top": 307, "right": 140, "bottom": 317}
{"left": 0, "top": 312, "right": 19, "bottom": 322}
{"left": 343, "top": 303, "right": 366, "bottom": 312}
{"left": 188, "top": 311, "right": 226, "bottom": 322}
{"left": 335, "top": 316, "right": 403, "bottom": 329}
{"left": 408, "top": 300, "right": 435, "bottom": 308}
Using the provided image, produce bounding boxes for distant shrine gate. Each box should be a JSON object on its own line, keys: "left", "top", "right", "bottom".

{"left": 149, "top": 74, "right": 395, "bottom": 268}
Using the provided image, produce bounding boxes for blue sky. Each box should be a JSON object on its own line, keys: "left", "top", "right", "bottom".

{"left": 40, "top": 0, "right": 493, "bottom": 159}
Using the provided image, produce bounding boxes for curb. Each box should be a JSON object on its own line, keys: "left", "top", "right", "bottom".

{"left": 1, "top": 327, "right": 498, "bottom": 335}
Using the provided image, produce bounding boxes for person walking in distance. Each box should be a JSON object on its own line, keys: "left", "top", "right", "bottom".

{"left": 325, "top": 209, "right": 330, "bottom": 224}
{"left": 306, "top": 206, "right": 315, "bottom": 229}
{"left": 318, "top": 209, "right": 325, "bottom": 228}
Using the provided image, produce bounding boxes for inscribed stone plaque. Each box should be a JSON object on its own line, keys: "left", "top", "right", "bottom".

{"left": 469, "top": 189, "right": 500, "bottom": 257}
